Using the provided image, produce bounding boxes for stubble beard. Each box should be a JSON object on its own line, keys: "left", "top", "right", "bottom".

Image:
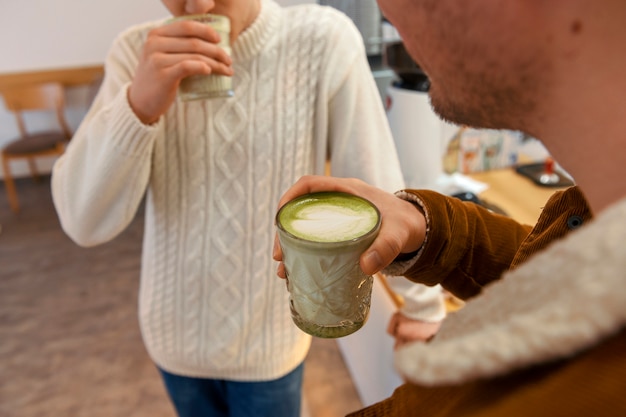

{"left": 427, "top": 54, "right": 545, "bottom": 135}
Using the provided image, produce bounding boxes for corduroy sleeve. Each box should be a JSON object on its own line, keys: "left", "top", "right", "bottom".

{"left": 398, "top": 189, "right": 532, "bottom": 300}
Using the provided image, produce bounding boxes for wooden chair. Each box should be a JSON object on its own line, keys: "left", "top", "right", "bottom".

{"left": 1, "top": 82, "right": 71, "bottom": 213}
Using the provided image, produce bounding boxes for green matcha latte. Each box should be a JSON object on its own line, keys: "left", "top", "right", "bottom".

{"left": 276, "top": 192, "right": 381, "bottom": 338}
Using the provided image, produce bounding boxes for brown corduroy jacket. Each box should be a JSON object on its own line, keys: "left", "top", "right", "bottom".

{"left": 349, "top": 186, "right": 626, "bottom": 417}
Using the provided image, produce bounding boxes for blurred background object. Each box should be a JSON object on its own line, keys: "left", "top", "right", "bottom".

{"left": 318, "top": 0, "right": 383, "bottom": 56}
{"left": 1, "top": 82, "right": 72, "bottom": 213}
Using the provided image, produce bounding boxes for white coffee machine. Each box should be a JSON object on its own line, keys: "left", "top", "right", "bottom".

{"left": 384, "top": 42, "right": 454, "bottom": 190}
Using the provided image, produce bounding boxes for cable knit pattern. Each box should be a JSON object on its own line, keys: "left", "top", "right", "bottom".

{"left": 51, "top": 0, "right": 424, "bottom": 380}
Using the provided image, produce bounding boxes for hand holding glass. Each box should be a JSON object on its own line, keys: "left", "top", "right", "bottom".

{"left": 168, "top": 14, "right": 234, "bottom": 100}
{"left": 276, "top": 192, "right": 381, "bottom": 338}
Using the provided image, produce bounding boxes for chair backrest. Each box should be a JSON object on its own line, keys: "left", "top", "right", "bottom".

{"left": 1, "top": 82, "right": 72, "bottom": 140}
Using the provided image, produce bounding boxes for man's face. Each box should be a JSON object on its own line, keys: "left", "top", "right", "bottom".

{"left": 379, "top": 0, "right": 550, "bottom": 132}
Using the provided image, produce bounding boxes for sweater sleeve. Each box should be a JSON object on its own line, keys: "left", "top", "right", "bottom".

{"left": 386, "top": 276, "right": 447, "bottom": 322}
{"left": 51, "top": 25, "right": 161, "bottom": 247}
{"left": 386, "top": 189, "right": 533, "bottom": 300}
{"left": 321, "top": 11, "right": 405, "bottom": 192}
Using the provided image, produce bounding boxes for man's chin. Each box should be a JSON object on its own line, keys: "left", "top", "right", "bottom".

{"left": 429, "top": 93, "right": 496, "bottom": 131}
{"left": 428, "top": 95, "right": 461, "bottom": 126}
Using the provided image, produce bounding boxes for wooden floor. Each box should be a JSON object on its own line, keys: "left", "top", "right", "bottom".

{"left": 0, "top": 176, "right": 363, "bottom": 417}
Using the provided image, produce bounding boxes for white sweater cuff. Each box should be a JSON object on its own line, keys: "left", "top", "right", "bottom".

{"left": 106, "top": 83, "right": 162, "bottom": 156}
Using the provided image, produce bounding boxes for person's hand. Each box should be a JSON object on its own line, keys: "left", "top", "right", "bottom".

{"left": 128, "top": 19, "right": 234, "bottom": 124}
{"left": 387, "top": 311, "right": 442, "bottom": 349}
{"left": 273, "top": 175, "right": 427, "bottom": 277}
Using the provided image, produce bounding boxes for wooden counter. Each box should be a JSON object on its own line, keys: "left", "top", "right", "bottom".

{"left": 469, "top": 168, "right": 568, "bottom": 226}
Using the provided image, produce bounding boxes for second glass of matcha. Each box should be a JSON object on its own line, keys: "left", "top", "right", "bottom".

{"left": 168, "top": 13, "right": 234, "bottom": 100}
{"left": 276, "top": 192, "right": 381, "bottom": 338}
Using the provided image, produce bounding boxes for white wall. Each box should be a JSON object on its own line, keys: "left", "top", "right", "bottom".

{"left": 0, "top": 0, "right": 313, "bottom": 74}
{"left": 0, "top": 0, "right": 315, "bottom": 179}
{"left": 0, "top": 0, "right": 169, "bottom": 178}
{"left": 0, "top": 1, "right": 169, "bottom": 73}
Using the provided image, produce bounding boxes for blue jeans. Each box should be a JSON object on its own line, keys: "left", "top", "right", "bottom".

{"left": 158, "top": 363, "right": 304, "bottom": 417}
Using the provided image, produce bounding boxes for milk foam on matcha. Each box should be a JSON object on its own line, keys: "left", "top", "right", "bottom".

{"left": 278, "top": 193, "right": 379, "bottom": 243}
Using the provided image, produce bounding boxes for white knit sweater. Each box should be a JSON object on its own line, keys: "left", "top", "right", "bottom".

{"left": 51, "top": 1, "right": 442, "bottom": 381}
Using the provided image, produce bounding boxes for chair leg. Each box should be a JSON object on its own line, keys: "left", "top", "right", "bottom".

{"left": 1, "top": 154, "right": 20, "bottom": 213}
{"left": 27, "top": 158, "right": 41, "bottom": 182}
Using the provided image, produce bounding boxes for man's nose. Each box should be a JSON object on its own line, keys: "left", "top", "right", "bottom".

{"left": 185, "top": 0, "right": 215, "bottom": 15}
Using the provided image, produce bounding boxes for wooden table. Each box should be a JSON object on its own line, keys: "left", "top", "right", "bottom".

{"left": 469, "top": 168, "right": 568, "bottom": 226}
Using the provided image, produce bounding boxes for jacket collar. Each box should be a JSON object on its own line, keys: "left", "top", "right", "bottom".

{"left": 395, "top": 196, "right": 626, "bottom": 385}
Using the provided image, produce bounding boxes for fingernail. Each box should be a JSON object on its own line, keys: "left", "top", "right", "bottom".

{"left": 363, "top": 250, "right": 383, "bottom": 275}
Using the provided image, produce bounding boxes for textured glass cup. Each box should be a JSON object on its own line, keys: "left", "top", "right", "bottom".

{"left": 276, "top": 192, "right": 381, "bottom": 338}
{"left": 169, "top": 14, "right": 234, "bottom": 101}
